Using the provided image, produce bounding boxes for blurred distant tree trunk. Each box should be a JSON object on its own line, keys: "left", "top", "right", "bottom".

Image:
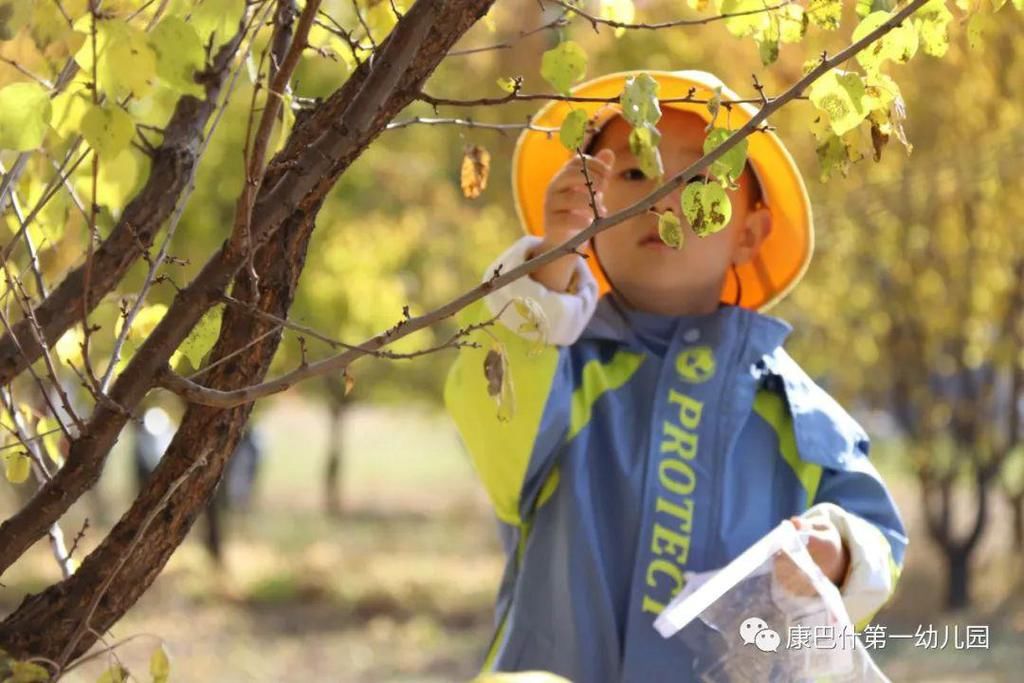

{"left": 324, "top": 375, "right": 349, "bottom": 517}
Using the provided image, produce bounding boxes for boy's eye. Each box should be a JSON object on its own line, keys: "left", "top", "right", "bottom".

{"left": 620, "top": 168, "right": 647, "bottom": 181}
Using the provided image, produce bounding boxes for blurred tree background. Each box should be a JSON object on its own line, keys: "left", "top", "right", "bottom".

{"left": 1, "top": 0, "right": 1023, "bottom": 680}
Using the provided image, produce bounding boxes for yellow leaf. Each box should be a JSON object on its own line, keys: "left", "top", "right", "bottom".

{"left": 460, "top": 145, "right": 490, "bottom": 199}
{"left": 3, "top": 450, "right": 31, "bottom": 484}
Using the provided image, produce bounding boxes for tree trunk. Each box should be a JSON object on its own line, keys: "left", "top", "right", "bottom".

{"left": 946, "top": 548, "right": 971, "bottom": 610}
{"left": 324, "top": 377, "right": 348, "bottom": 517}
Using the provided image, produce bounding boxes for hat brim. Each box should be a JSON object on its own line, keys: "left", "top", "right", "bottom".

{"left": 511, "top": 69, "right": 813, "bottom": 312}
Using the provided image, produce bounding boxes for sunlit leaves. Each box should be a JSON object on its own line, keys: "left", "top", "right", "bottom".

{"left": 460, "top": 145, "right": 490, "bottom": 199}
{"left": 5, "top": 659, "right": 50, "bottom": 681}
{"left": 95, "top": 665, "right": 128, "bottom": 683}
{"left": 188, "top": 0, "right": 246, "bottom": 49}
{"left": 852, "top": 11, "right": 919, "bottom": 73}
{"left": 541, "top": 40, "right": 587, "bottom": 95}
{"left": 82, "top": 103, "right": 134, "bottom": 159}
{"left": 600, "top": 0, "right": 635, "bottom": 36}
{"left": 681, "top": 180, "right": 731, "bottom": 236}
{"left": 914, "top": 0, "right": 953, "bottom": 57}
{"left": 559, "top": 108, "right": 588, "bottom": 150}
{"left": 657, "top": 209, "right": 683, "bottom": 248}
{"left": 73, "top": 17, "right": 157, "bottom": 99}
{"left": 0, "top": 82, "right": 52, "bottom": 151}
{"left": 50, "top": 88, "right": 91, "bottom": 141}
{"left": 807, "top": 0, "right": 842, "bottom": 30}
{"left": 703, "top": 127, "right": 748, "bottom": 187}
{"left": 808, "top": 69, "right": 868, "bottom": 136}
{"left": 150, "top": 17, "right": 206, "bottom": 97}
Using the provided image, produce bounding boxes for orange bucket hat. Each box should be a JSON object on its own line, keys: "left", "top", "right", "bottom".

{"left": 511, "top": 69, "right": 813, "bottom": 312}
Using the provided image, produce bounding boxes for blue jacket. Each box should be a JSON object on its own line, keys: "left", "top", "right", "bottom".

{"left": 444, "top": 275, "right": 907, "bottom": 682}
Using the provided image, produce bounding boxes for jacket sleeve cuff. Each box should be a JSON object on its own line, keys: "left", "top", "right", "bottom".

{"left": 481, "top": 235, "right": 599, "bottom": 347}
{"left": 799, "top": 502, "right": 899, "bottom": 628}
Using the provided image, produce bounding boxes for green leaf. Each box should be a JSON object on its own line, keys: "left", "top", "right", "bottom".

{"left": 8, "top": 660, "right": 50, "bottom": 682}
{"left": 619, "top": 73, "right": 661, "bottom": 127}
{"left": 173, "top": 303, "right": 224, "bottom": 370}
{"left": 757, "top": 36, "right": 780, "bottom": 66}
{"left": 657, "top": 209, "right": 683, "bottom": 249}
{"left": 628, "top": 125, "right": 663, "bottom": 180}
{"left": 703, "top": 128, "right": 749, "bottom": 186}
{"left": 3, "top": 450, "right": 30, "bottom": 484}
{"left": 189, "top": 0, "right": 245, "bottom": 48}
{"left": 150, "top": 643, "right": 171, "bottom": 683}
{"left": 82, "top": 103, "right": 134, "bottom": 159}
{"left": 150, "top": 17, "right": 206, "bottom": 97}
{"left": 96, "top": 665, "right": 128, "bottom": 683}
{"left": 807, "top": 0, "right": 842, "bottom": 30}
{"left": 777, "top": 4, "right": 808, "bottom": 43}
{"left": 540, "top": 40, "right": 587, "bottom": 95}
{"left": 496, "top": 76, "right": 518, "bottom": 93}
{"left": 815, "top": 130, "right": 864, "bottom": 182}
{"left": 559, "top": 108, "right": 588, "bottom": 150}
{"left": 721, "top": 0, "right": 771, "bottom": 37}
{"left": 856, "top": 0, "right": 895, "bottom": 18}
{"left": 0, "top": 82, "right": 52, "bottom": 151}
{"left": 73, "top": 18, "right": 157, "bottom": 99}
{"left": 966, "top": 11, "right": 985, "bottom": 50}
{"left": 808, "top": 69, "right": 868, "bottom": 136}
{"left": 681, "top": 181, "right": 732, "bottom": 237}
{"left": 1012, "top": 0, "right": 1022, "bottom": 11}
{"left": 852, "top": 11, "right": 919, "bottom": 73}
{"left": 599, "top": 0, "right": 635, "bottom": 37}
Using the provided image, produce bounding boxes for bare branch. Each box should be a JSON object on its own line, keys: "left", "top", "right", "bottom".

{"left": 546, "top": 0, "right": 795, "bottom": 32}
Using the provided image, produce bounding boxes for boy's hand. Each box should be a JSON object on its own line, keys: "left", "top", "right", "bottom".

{"left": 772, "top": 515, "right": 851, "bottom": 598}
{"left": 529, "top": 149, "right": 616, "bottom": 293}
{"left": 790, "top": 515, "right": 851, "bottom": 586}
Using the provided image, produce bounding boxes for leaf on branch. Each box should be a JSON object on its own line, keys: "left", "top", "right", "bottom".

{"left": 720, "top": 0, "right": 770, "bottom": 37}
{"left": 82, "top": 102, "right": 134, "bottom": 159}
{"left": 172, "top": 304, "right": 224, "bottom": 370}
{"left": 541, "top": 40, "right": 587, "bottom": 96}
{"left": 852, "top": 11, "right": 919, "bottom": 73}
{"left": 150, "top": 643, "right": 171, "bottom": 683}
{"left": 496, "top": 76, "right": 519, "bottom": 93}
{"left": 0, "top": 81, "right": 52, "bottom": 152}
{"left": 150, "top": 17, "right": 206, "bottom": 98}
{"left": 7, "top": 660, "right": 50, "bottom": 682}
{"left": 3, "top": 450, "right": 30, "bottom": 484}
{"left": 460, "top": 145, "right": 491, "bottom": 199}
{"left": 703, "top": 127, "right": 749, "bottom": 187}
{"left": 966, "top": 11, "right": 986, "bottom": 50}
{"left": 559, "top": 108, "right": 588, "bottom": 150}
{"left": 96, "top": 664, "right": 128, "bottom": 683}
{"left": 705, "top": 85, "right": 722, "bottom": 130}
{"left": 657, "top": 209, "right": 684, "bottom": 249}
{"left": 681, "top": 180, "right": 732, "bottom": 237}
{"left": 627, "top": 125, "right": 663, "bottom": 180}
{"left": 620, "top": 73, "right": 661, "bottom": 128}
{"left": 599, "top": 0, "right": 636, "bottom": 37}
{"left": 483, "top": 342, "right": 515, "bottom": 422}
{"left": 815, "top": 129, "right": 864, "bottom": 182}
{"left": 914, "top": 0, "right": 954, "bottom": 57}
{"left": 190, "top": 0, "right": 246, "bottom": 49}
{"left": 808, "top": 69, "right": 868, "bottom": 136}
{"left": 73, "top": 17, "right": 157, "bottom": 99}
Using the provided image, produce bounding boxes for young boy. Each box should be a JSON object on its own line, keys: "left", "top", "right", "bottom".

{"left": 444, "top": 70, "right": 907, "bottom": 681}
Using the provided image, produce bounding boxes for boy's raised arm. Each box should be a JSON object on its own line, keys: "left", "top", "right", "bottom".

{"left": 443, "top": 235, "right": 599, "bottom": 526}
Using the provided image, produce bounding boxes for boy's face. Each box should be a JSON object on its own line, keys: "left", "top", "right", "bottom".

{"left": 589, "top": 108, "right": 771, "bottom": 315}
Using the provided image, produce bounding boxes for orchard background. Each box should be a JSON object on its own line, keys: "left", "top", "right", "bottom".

{"left": 0, "top": 0, "right": 1022, "bottom": 680}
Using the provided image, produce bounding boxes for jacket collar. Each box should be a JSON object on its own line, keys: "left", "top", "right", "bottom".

{"left": 580, "top": 292, "right": 793, "bottom": 362}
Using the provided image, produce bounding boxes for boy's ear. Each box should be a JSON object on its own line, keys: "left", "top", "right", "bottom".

{"left": 732, "top": 205, "right": 772, "bottom": 266}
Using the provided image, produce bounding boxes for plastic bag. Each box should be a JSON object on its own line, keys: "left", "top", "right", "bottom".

{"left": 653, "top": 519, "right": 890, "bottom": 682}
